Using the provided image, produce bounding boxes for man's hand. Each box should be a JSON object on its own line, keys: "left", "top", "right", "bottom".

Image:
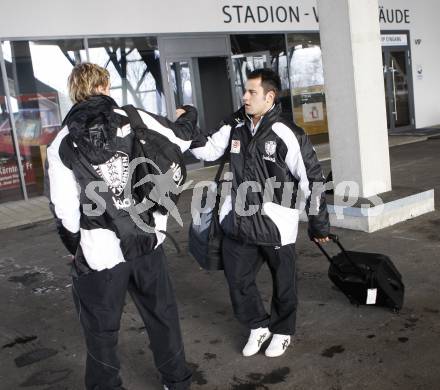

{"left": 313, "top": 236, "right": 330, "bottom": 244}
{"left": 175, "top": 108, "right": 186, "bottom": 119}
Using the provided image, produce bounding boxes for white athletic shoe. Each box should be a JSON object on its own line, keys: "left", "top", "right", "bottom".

{"left": 242, "top": 327, "right": 272, "bottom": 357}
{"left": 265, "top": 334, "right": 291, "bottom": 357}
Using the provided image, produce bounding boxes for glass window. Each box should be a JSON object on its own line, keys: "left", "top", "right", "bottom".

{"left": 230, "top": 34, "right": 292, "bottom": 121}
{"left": 287, "top": 33, "right": 329, "bottom": 135}
{"left": 87, "top": 37, "right": 166, "bottom": 115}
{"left": 2, "top": 39, "right": 86, "bottom": 200}
{"left": 0, "top": 43, "right": 23, "bottom": 202}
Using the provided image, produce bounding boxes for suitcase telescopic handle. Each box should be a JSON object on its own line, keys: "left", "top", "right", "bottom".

{"left": 311, "top": 234, "right": 335, "bottom": 263}
{"left": 312, "top": 233, "right": 367, "bottom": 278}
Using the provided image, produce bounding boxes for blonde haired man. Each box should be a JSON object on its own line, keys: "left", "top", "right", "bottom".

{"left": 46, "top": 63, "right": 197, "bottom": 389}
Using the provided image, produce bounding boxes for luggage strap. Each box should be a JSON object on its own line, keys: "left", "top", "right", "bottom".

{"left": 158, "top": 229, "right": 181, "bottom": 254}
{"left": 122, "top": 104, "right": 149, "bottom": 133}
{"left": 122, "top": 105, "right": 181, "bottom": 254}
{"left": 313, "top": 234, "right": 369, "bottom": 279}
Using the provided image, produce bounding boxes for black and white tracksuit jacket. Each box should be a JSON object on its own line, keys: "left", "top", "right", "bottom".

{"left": 190, "top": 103, "right": 329, "bottom": 246}
{"left": 46, "top": 95, "right": 197, "bottom": 272}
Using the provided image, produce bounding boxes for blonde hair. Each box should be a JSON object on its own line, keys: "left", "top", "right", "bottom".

{"left": 68, "top": 63, "right": 110, "bottom": 104}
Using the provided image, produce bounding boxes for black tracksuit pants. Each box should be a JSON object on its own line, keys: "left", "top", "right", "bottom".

{"left": 71, "top": 246, "right": 191, "bottom": 390}
{"left": 222, "top": 236, "right": 298, "bottom": 335}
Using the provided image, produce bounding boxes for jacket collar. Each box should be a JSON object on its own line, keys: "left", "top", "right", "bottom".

{"left": 63, "top": 95, "right": 122, "bottom": 165}
{"left": 240, "top": 102, "right": 282, "bottom": 134}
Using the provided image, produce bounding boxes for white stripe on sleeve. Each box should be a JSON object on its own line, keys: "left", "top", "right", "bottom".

{"left": 47, "top": 127, "right": 81, "bottom": 233}
{"left": 272, "top": 122, "right": 310, "bottom": 199}
{"left": 114, "top": 108, "right": 192, "bottom": 153}
{"left": 190, "top": 124, "right": 232, "bottom": 162}
{"left": 79, "top": 228, "right": 125, "bottom": 270}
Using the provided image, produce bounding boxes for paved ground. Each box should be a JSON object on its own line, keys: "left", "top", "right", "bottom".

{"left": 0, "top": 138, "right": 439, "bottom": 389}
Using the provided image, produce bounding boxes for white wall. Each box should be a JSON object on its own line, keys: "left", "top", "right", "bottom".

{"left": 381, "top": 0, "right": 440, "bottom": 128}
{"left": 1, "top": 0, "right": 439, "bottom": 128}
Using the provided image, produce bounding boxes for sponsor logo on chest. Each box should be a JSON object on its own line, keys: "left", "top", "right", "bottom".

{"left": 231, "top": 139, "right": 241, "bottom": 154}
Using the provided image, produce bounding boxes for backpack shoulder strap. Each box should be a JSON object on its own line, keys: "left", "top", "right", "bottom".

{"left": 214, "top": 128, "right": 234, "bottom": 184}
{"left": 121, "top": 105, "right": 148, "bottom": 132}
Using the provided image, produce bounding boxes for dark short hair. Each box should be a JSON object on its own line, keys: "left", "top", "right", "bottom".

{"left": 247, "top": 68, "right": 281, "bottom": 99}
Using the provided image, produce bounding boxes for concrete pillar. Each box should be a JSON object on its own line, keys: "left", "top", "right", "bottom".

{"left": 317, "top": 0, "right": 391, "bottom": 198}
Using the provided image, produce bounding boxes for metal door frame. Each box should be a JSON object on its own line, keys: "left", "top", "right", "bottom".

{"left": 158, "top": 35, "right": 236, "bottom": 121}
{"left": 158, "top": 35, "right": 235, "bottom": 170}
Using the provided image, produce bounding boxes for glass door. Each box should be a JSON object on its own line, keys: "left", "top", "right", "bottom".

{"left": 165, "top": 56, "right": 235, "bottom": 168}
{"left": 159, "top": 35, "right": 235, "bottom": 169}
{"left": 168, "top": 60, "right": 195, "bottom": 109}
{"left": 383, "top": 48, "right": 414, "bottom": 131}
{"left": 166, "top": 59, "right": 200, "bottom": 167}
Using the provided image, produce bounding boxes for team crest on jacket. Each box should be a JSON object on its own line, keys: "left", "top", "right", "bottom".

{"left": 263, "top": 140, "right": 277, "bottom": 162}
{"left": 93, "top": 152, "right": 130, "bottom": 196}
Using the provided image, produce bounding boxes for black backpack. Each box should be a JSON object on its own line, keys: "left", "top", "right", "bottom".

{"left": 122, "top": 105, "right": 187, "bottom": 215}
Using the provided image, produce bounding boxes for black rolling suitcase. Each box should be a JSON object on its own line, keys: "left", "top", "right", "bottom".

{"left": 313, "top": 234, "right": 404, "bottom": 311}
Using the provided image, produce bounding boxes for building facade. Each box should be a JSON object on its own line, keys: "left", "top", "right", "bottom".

{"left": 0, "top": 0, "right": 438, "bottom": 203}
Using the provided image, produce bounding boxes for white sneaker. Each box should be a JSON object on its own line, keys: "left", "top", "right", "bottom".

{"left": 242, "top": 327, "right": 272, "bottom": 357}
{"left": 265, "top": 334, "right": 291, "bottom": 357}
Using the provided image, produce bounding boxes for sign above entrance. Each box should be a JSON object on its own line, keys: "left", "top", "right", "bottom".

{"left": 381, "top": 34, "right": 408, "bottom": 47}
{"left": 0, "top": 0, "right": 413, "bottom": 38}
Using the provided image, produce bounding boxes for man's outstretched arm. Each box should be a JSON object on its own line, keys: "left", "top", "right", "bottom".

{"left": 125, "top": 105, "right": 199, "bottom": 153}
{"left": 188, "top": 110, "right": 244, "bottom": 162}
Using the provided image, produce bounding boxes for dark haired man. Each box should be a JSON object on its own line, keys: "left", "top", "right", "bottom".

{"left": 190, "top": 68, "right": 329, "bottom": 357}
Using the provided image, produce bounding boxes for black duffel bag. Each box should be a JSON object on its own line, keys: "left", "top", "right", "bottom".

{"left": 188, "top": 152, "right": 229, "bottom": 271}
